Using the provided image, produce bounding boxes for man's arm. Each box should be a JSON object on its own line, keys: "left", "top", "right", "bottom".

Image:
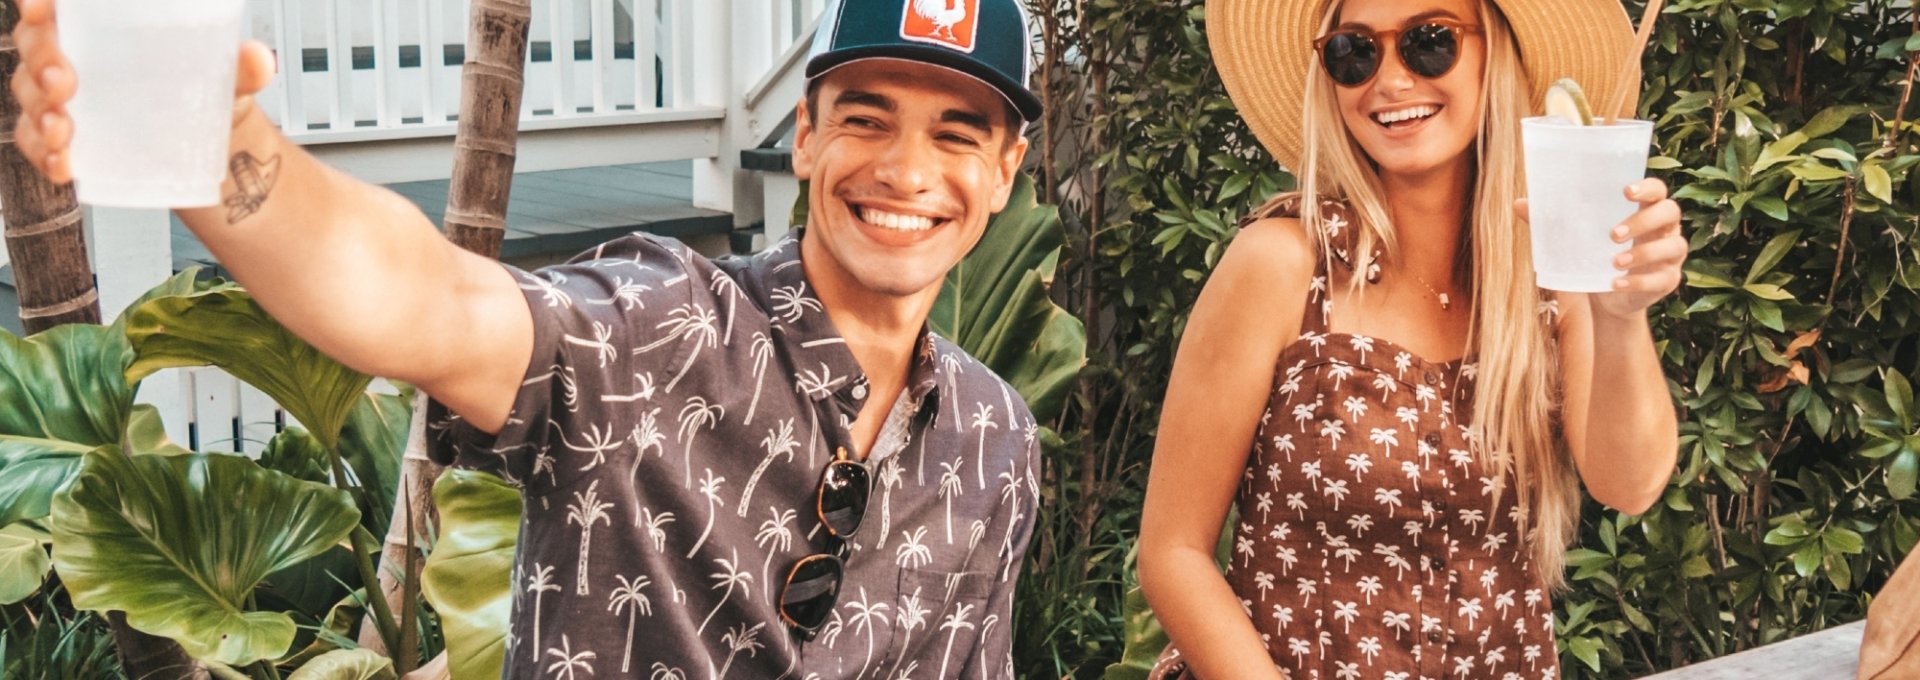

{"left": 173, "top": 102, "right": 531, "bottom": 433}
{"left": 11, "top": 2, "right": 529, "bottom": 432}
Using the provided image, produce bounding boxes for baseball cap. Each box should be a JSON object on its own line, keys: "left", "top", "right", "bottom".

{"left": 805, "top": 0, "right": 1043, "bottom": 123}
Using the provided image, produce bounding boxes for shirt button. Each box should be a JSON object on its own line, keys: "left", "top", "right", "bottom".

{"left": 852, "top": 384, "right": 868, "bottom": 400}
{"left": 1426, "top": 629, "right": 1443, "bottom": 644}
{"left": 1424, "top": 371, "right": 1440, "bottom": 386}
{"left": 1424, "top": 432, "right": 1442, "bottom": 447}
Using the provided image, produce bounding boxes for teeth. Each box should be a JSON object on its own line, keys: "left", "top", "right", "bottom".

{"left": 1374, "top": 105, "right": 1439, "bottom": 125}
{"left": 858, "top": 206, "right": 937, "bottom": 232}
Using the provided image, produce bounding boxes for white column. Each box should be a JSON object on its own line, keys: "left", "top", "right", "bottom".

{"left": 690, "top": 0, "right": 769, "bottom": 229}
{"left": 86, "top": 206, "right": 172, "bottom": 324}
{"left": 87, "top": 205, "right": 189, "bottom": 444}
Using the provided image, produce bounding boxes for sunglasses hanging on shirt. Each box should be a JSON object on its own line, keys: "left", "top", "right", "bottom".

{"left": 778, "top": 447, "right": 872, "bottom": 640}
{"left": 1314, "top": 19, "right": 1482, "bottom": 87}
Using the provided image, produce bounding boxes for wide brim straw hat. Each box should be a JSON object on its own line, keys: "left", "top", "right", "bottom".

{"left": 1207, "top": 0, "right": 1643, "bottom": 172}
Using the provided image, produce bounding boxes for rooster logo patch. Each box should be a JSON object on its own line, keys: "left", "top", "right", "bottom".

{"left": 901, "top": 0, "right": 979, "bottom": 53}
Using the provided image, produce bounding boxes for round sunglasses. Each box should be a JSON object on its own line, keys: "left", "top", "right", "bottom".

{"left": 778, "top": 447, "right": 871, "bottom": 639}
{"left": 1313, "top": 19, "right": 1483, "bottom": 87}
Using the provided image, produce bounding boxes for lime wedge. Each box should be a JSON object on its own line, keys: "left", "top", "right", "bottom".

{"left": 1543, "top": 78, "right": 1594, "bottom": 126}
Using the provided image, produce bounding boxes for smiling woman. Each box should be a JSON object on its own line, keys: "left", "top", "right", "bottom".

{"left": 1135, "top": 0, "right": 1686, "bottom": 678}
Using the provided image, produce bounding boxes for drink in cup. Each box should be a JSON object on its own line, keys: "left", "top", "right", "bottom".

{"left": 1522, "top": 80, "right": 1654, "bottom": 293}
{"left": 58, "top": 0, "right": 246, "bottom": 208}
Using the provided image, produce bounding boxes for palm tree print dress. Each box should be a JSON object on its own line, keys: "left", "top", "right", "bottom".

{"left": 1155, "top": 199, "right": 1560, "bottom": 680}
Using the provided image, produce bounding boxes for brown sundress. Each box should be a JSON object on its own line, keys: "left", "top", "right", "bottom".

{"left": 1155, "top": 201, "right": 1560, "bottom": 680}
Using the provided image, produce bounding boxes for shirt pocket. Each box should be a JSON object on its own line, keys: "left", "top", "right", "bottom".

{"left": 890, "top": 566, "right": 994, "bottom": 675}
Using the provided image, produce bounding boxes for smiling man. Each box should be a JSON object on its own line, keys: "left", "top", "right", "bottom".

{"left": 10, "top": 0, "right": 1042, "bottom": 676}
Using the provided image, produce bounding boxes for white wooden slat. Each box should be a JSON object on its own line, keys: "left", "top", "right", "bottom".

{"left": 591, "top": 0, "right": 614, "bottom": 113}
{"left": 378, "top": 0, "right": 403, "bottom": 127}
{"left": 670, "top": 0, "right": 693, "bottom": 108}
{"left": 326, "top": 0, "right": 350, "bottom": 129}
{"left": 274, "top": 0, "right": 306, "bottom": 133}
{"left": 780, "top": 0, "right": 800, "bottom": 56}
{"left": 634, "top": 0, "right": 656, "bottom": 111}
{"left": 553, "top": 0, "right": 577, "bottom": 118}
{"left": 237, "top": 383, "right": 282, "bottom": 458}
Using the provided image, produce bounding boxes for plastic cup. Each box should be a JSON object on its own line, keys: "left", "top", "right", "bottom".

{"left": 58, "top": 0, "right": 245, "bottom": 208}
{"left": 1521, "top": 117, "right": 1655, "bottom": 293}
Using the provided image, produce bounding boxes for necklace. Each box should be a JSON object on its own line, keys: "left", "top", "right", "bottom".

{"left": 1409, "top": 273, "right": 1454, "bottom": 311}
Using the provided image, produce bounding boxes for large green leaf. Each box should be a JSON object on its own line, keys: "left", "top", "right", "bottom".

{"left": 0, "top": 324, "right": 134, "bottom": 451}
{"left": 930, "top": 173, "right": 1087, "bottom": 421}
{"left": 420, "top": 470, "right": 517, "bottom": 680}
{"left": 336, "top": 390, "right": 416, "bottom": 536}
{"left": 50, "top": 448, "right": 362, "bottom": 665}
{"left": 123, "top": 288, "right": 374, "bottom": 451}
{"left": 285, "top": 649, "right": 397, "bottom": 680}
{"left": 0, "top": 407, "right": 188, "bottom": 530}
{"left": 0, "top": 521, "right": 51, "bottom": 604}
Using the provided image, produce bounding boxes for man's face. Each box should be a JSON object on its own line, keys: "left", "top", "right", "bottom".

{"left": 792, "top": 59, "right": 1029, "bottom": 300}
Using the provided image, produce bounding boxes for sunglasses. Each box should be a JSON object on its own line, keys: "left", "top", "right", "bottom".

{"left": 778, "top": 447, "right": 871, "bottom": 639}
{"left": 1314, "top": 19, "right": 1482, "bottom": 87}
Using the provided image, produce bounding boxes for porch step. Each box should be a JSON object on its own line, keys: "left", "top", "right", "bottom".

{"left": 172, "top": 161, "right": 737, "bottom": 274}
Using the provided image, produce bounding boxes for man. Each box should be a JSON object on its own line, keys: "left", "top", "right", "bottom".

{"left": 11, "top": 0, "right": 1043, "bottom": 676}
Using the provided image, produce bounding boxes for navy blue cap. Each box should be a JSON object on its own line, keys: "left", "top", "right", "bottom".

{"left": 806, "top": 0, "right": 1043, "bottom": 123}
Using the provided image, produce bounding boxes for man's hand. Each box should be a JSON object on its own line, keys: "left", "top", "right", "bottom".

{"left": 10, "top": 0, "right": 278, "bottom": 183}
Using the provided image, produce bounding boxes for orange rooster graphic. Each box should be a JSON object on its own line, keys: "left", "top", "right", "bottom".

{"left": 902, "top": 0, "right": 977, "bottom": 51}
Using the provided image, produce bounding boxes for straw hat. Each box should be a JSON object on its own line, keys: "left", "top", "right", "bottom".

{"left": 1206, "top": 0, "right": 1643, "bottom": 172}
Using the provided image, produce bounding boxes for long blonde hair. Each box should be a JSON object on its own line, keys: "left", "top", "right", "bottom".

{"left": 1252, "top": 0, "right": 1579, "bottom": 589}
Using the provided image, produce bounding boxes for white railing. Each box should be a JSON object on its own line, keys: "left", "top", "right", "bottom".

{"left": 241, "top": 0, "right": 822, "bottom": 144}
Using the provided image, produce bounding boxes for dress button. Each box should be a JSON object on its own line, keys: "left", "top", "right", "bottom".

{"left": 852, "top": 384, "right": 868, "bottom": 400}
{"left": 1426, "top": 629, "right": 1443, "bottom": 644}
{"left": 1424, "top": 371, "right": 1439, "bottom": 386}
{"left": 1424, "top": 432, "right": 1442, "bottom": 447}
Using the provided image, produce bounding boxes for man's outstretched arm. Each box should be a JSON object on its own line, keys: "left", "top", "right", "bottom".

{"left": 12, "top": 0, "right": 529, "bottom": 432}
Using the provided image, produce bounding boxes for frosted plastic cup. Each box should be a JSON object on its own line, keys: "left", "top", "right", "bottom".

{"left": 1521, "top": 117, "right": 1656, "bottom": 292}
{"left": 58, "top": 0, "right": 246, "bottom": 208}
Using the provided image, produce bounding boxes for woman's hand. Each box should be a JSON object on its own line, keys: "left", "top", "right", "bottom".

{"left": 1516, "top": 177, "right": 1687, "bottom": 320}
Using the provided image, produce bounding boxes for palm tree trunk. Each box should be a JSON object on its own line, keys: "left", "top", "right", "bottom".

{"left": 361, "top": 0, "right": 532, "bottom": 660}
{"left": 0, "top": 5, "right": 195, "bottom": 677}
{"left": 0, "top": 15, "right": 99, "bottom": 332}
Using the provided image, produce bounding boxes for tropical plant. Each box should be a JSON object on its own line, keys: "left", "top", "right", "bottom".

{"left": 0, "top": 271, "right": 422, "bottom": 678}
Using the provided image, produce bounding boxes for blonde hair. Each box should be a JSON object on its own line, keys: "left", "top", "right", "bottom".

{"left": 1252, "top": 0, "right": 1579, "bottom": 589}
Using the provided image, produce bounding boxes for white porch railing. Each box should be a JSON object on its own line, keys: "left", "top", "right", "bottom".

{"left": 233, "top": 0, "right": 823, "bottom": 189}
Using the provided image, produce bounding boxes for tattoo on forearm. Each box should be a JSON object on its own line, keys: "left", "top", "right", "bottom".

{"left": 223, "top": 151, "right": 282, "bottom": 224}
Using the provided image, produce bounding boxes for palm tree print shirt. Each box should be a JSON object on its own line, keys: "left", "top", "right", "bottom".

{"left": 428, "top": 232, "right": 1042, "bottom": 680}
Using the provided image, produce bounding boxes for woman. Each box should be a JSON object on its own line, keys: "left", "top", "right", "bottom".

{"left": 1136, "top": 0, "right": 1684, "bottom": 678}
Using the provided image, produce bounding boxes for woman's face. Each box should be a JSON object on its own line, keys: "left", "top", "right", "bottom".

{"left": 1328, "top": 0, "right": 1487, "bottom": 180}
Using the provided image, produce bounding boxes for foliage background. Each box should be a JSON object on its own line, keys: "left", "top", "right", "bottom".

{"left": 1009, "top": 0, "right": 1920, "bottom": 678}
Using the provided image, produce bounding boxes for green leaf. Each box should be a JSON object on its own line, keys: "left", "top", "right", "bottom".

{"left": 1789, "top": 162, "right": 1851, "bottom": 182}
{"left": 928, "top": 174, "right": 1089, "bottom": 421}
{"left": 0, "top": 324, "right": 135, "bottom": 457}
{"left": 335, "top": 390, "right": 416, "bottom": 537}
{"left": 421, "top": 470, "right": 518, "bottom": 680}
{"left": 1646, "top": 156, "right": 1683, "bottom": 170}
{"left": 1566, "top": 635, "right": 1603, "bottom": 672}
{"left": 124, "top": 288, "right": 375, "bottom": 451}
{"left": 1743, "top": 283, "right": 1795, "bottom": 301}
{"left": 259, "top": 428, "right": 332, "bottom": 484}
{"left": 1747, "top": 231, "right": 1801, "bottom": 283}
{"left": 1863, "top": 162, "right": 1894, "bottom": 204}
{"left": 0, "top": 522, "right": 51, "bottom": 604}
{"left": 1823, "top": 527, "right": 1866, "bottom": 555}
{"left": 49, "top": 449, "right": 361, "bottom": 665}
{"left": 1889, "top": 370, "right": 1915, "bottom": 431}
{"left": 284, "top": 649, "right": 396, "bottom": 680}
{"left": 1891, "top": 450, "right": 1919, "bottom": 501}
{"left": 1747, "top": 196, "right": 1790, "bottom": 222}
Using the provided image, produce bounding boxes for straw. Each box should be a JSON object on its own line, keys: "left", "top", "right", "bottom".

{"left": 1603, "top": 0, "right": 1664, "bottom": 125}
